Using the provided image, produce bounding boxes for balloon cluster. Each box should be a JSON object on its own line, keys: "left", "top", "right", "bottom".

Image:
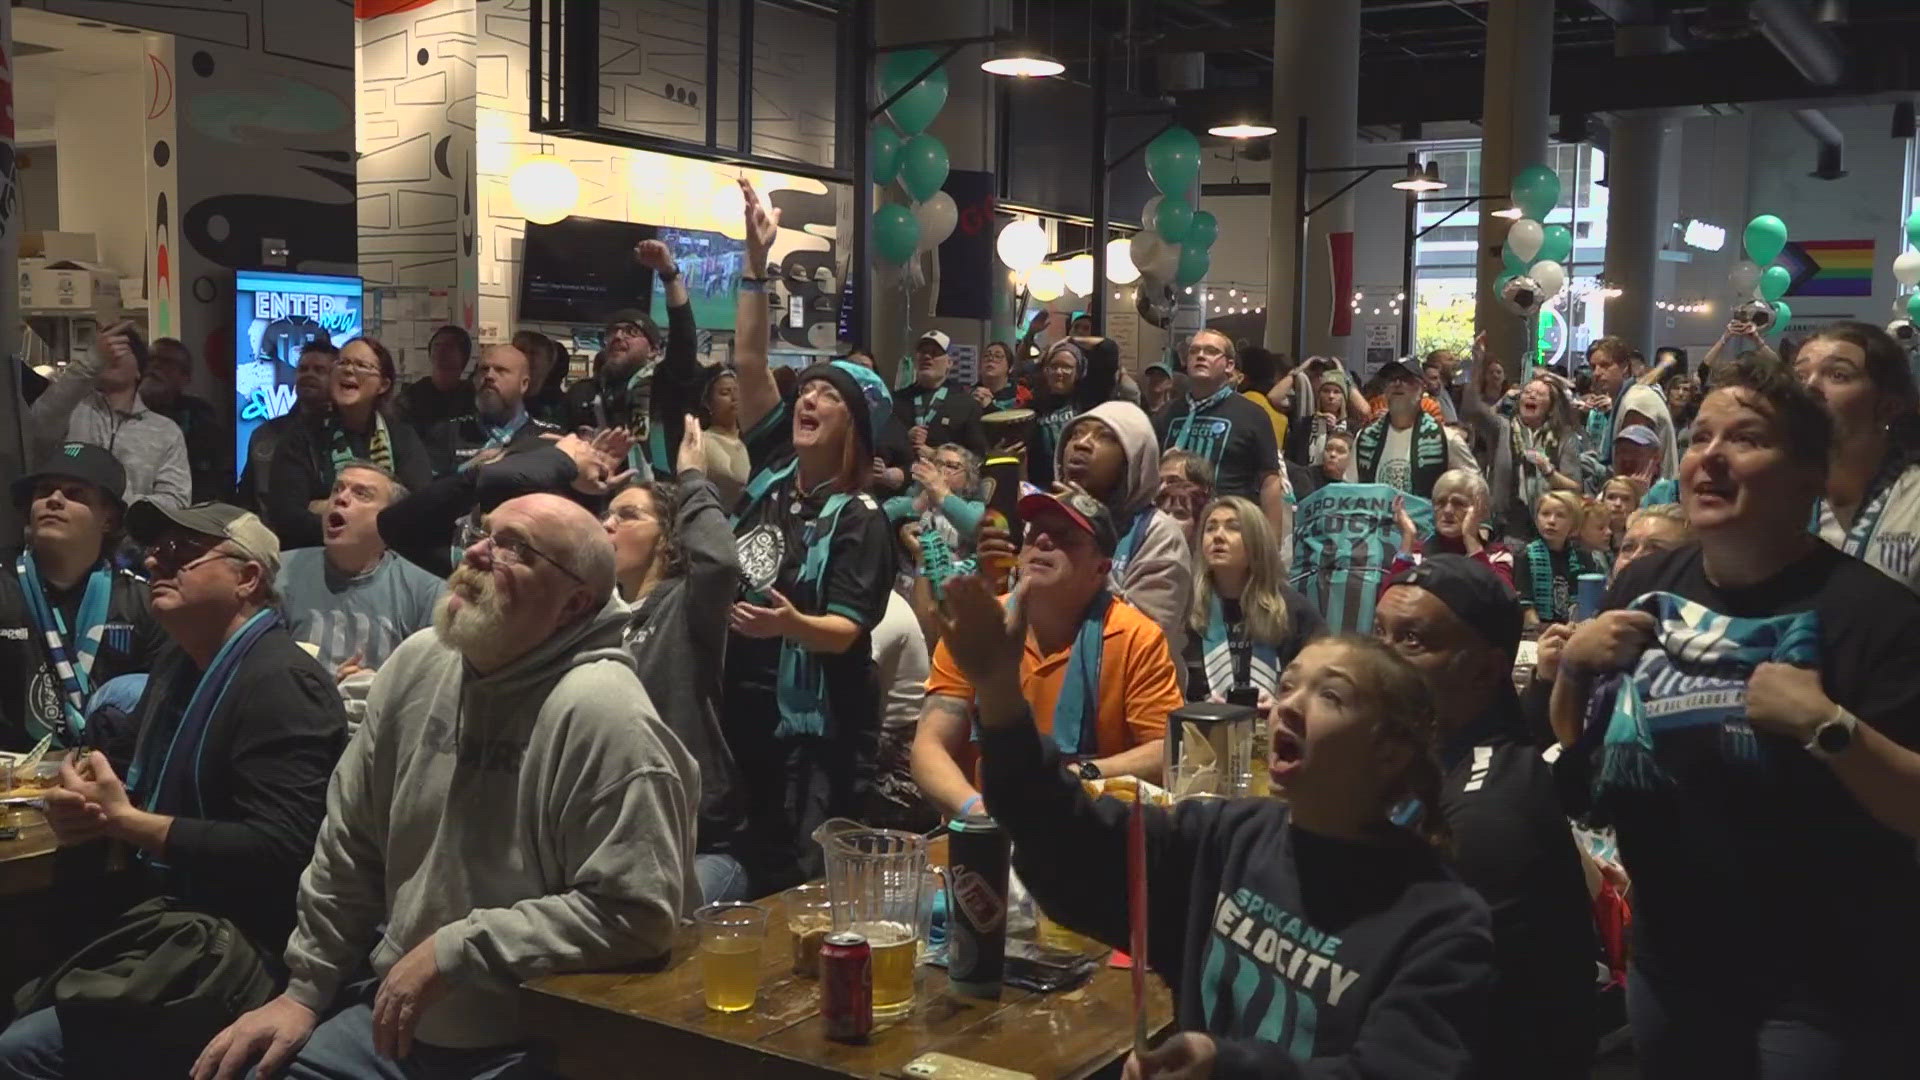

{"left": 1890, "top": 211, "right": 1920, "bottom": 342}
{"left": 1728, "top": 215, "right": 1792, "bottom": 338}
{"left": 871, "top": 51, "right": 956, "bottom": 264}
{"left": 1128, "top": 128, "right": 1215, "bottom": 290}
{"left": 1492, "top": 164, "right": 1567, "bottom": 317}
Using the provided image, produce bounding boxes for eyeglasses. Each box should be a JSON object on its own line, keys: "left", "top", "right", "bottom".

{"left": 603, "top": 504, "right": 657, "bottom": 527}
{"left": 472, "top": 530, "right": 585, "bottom": 584}
{"left": 336, "top": 360, "right": 384, "bottom": 377}
{"left": 146, "top": 537, "right": 247, "bottom": 577}
{"left": 609, "top": 322, "right": 644, "bottom": 339}
{"left": 1187, "top": 343, "right": 1227, "bottom": 358}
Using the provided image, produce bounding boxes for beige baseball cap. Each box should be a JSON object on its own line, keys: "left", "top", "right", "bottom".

{"left": 126, "top": 500, "right": 282, "bottom": 578}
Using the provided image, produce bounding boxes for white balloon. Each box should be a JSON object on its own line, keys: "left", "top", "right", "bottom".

{"left": 1062, "top": 254, "right": 1095, "bottom": 297}
{"left": 1531, "top": 260, "right": 1567, "bottom": 299}
{"left": 996, "top": 219, "right": 1048, "bottom": 272}
{"left": 1146, "top": 239, "right": 1181, "bottom": 282}
{"left": 1141, "top": 196, "right": 1163, "bottom": 233}
{"left": 1129, "top": 231, "right": 1166, "bottom": 280}
{"left": 1895, "top": 251, "right": 1920, "bottom": 287}
{"left": 1105, "top": 237, "right": 1141, "bottom": 284}
{"left": 1728, "top": 259, "right": 1762, "bottom": 295}
{"left": 913, "top": 191, "right": 958, "bottom": 252}
{"left": 1026, "top": 263, "right": 1065, "bottom": 302}
{"left": 1507, "top": 218, "right": 1545, "bottom": 263}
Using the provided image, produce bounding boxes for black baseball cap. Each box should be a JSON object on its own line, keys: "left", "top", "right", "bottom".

{"left": 1018, "top": 489, "right": 1119, "bottom": 556}
{"left": 1384, "top": 554, "right": 1523, "bottom": 660}
{"left": 12, "top": 443, "right": 126, "bottom": 510}
{"left": 1377, "top": 358, "right": 1424, "bottom": 385}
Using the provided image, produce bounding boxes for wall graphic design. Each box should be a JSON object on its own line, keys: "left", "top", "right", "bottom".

{"left": 144, "top": 38, "right": 181, "bottom": 343}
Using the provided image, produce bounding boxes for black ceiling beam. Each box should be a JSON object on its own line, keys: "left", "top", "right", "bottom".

{"left": 1173, "top": 26, "right": 1920, "bottom": 128}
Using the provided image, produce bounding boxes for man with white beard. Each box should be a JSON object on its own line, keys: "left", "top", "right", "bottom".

{"left": 195, "top": 493, "right": 700, "bottom": 1080}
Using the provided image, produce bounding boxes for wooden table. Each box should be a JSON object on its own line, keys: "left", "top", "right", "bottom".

{"left": 522, "top": 845, "right": 1174, "bottom": 1079}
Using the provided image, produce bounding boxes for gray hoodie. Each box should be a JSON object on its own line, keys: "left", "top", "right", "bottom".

{"left": 1056, "top": 401, "right": 1194, "bottom": 668}
{"left": 283, "top": 597, "right": 701, "bottom": 1049}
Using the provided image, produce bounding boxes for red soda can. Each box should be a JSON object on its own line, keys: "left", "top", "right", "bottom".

{"left": 820, "top": 931, "right": 872, "bottom": 1042}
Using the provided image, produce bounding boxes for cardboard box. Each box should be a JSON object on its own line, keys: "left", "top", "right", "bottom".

{"left": 21, "top": 260, "right": 122, "bottom": 312}
{"left": 20, "top": 231, "right": 98, "bottom": 263}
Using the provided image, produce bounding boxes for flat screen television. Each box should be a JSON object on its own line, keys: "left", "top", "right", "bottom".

{"left": 232, "top": 269, "right": 363, "bottom": 468}
{"left": 519, "top": 216, "right": 743, "bottom": 330}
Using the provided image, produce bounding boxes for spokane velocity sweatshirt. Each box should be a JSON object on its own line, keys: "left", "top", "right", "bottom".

{"left": 282, "top": 598, "right": 702, "bottom": 1049}
{"left": 982, "top": 715, "right": 1495, "bottom": 1079}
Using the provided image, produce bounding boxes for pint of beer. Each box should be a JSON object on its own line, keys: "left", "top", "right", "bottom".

{"left": 849, "top": 919, "right": 918, "bottom": 1019}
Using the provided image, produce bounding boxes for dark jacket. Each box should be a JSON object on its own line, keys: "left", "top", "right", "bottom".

{"left": 891, "top": 379, "right": 987, "bottom": 458}
{"left": 125, "top": 622, "right": 347, "bottom": 954}
{"left": 264, "top": 412, "right": 434, "bottom": 549}
{"left": 398, "top": 377, "right": 475, "bottom": 434}
{"left": 377, "top": 443, "right": 588, "bottom": 579}
{"left": 623, "top": 470, "right": 744, "bottom": 846}
{"left": 149, "top": 394, "right": 231, "bottom": 503}
{"left": 421, "top": 411, "right": 562, "bottom": 477}
{"left": 981, "top": 713, "right": 1495, "bottom": 1079}
{"left": 563, "top": 301, "right": 700, "bottom": 474}
{"left": 0, "top": 557, "right": 164, "bottom": 753}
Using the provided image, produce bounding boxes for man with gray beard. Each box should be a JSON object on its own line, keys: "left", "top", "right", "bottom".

{"left": 195, "top": 494, "right": 700, "bottom": 1080}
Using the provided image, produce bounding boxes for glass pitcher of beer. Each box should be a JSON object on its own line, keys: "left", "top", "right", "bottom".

{"left": 813, "top": 818, "right": 931, "bottom": 1020}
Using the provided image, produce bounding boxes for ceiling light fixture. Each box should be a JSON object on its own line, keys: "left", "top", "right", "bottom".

{"left": 1208, "top": 121, "right": 1277, "bottom": 139}
{"left": 1391, "top": 160, "right": 1446, "bottom": 192}
{"left": 981, "top": 48, "right": 1066, "bottom": 78}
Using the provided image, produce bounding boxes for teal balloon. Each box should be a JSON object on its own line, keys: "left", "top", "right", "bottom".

{"left": 898, "top": 135, "right": 950, "bottom": 202}
{"left": 1187, "top": 210, "right": 1219, "bottom": 250}
{"left": 1501, "top": 243, "right": 1529, "bottom": 275}
{"left": 1759, "top": 264, "right": 1792, "bottom": 302}
{"left": 880, "top": 49, "right": 949, "bottom": 134}
{"left": 1907, "top": 292, "right": 1920, "bottom": 323}
{"left": 1145, "top": 127, "right": 1202, "bottom": 195}
{"left": 870, "top": 126, "right": 902, "bottom": 185}
{"left": 872, "top": 204, "right": 920, "bottom": 263}
{"left": 1511, "top": 164, "right": 1561, "bottom": 220}
{"left": 1174, "top": 244, "right": 1210, "bottom": 286}
{"left": 1907, "top": 210, "right": 1920, "bottom": 250}
{"left": 1743, "top": 214, "right": 1788, "bottom": 265}
{"left": 1494, "top": 271, "right": 1519, "bottom": 295}
{"left": 1155, "top": 195, "right": 1195, "bottom": 243}
{"left": 1770, "top": 300, "right": 1793, "bottom": 334}
{"left": 1538, "top": 224, "right": 1573, "bottom": 265}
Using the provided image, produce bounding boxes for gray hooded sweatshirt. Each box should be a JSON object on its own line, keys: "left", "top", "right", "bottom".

{"left": 1056, "top": 401, "right": 1194, "bottom": 668}
{"left": 282, "top": 597, "right": 701, "bottom": 1049}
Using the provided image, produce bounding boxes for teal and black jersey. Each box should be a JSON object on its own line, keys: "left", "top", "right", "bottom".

{"left": 980, "top": 719, "right": 1494, "bottom": 1078}
{"left": 1290, "top": 483, "right": 1433, "bottom": 636}
{"left": 1154, "top": 391, "right": 1280, "bottom": 500}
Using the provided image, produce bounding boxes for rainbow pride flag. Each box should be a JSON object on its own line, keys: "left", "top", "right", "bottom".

{"left": 1781, "top": 239, "right": 1874, "bottom": 297}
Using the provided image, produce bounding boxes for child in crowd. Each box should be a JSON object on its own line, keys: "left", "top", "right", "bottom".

{"left": 1578, "top": 496, "right": 1614, "bottom": 568}
{"left": 1598, "top": 476, "right": 1645, "bottom": 555}
{"left": 1317, "top": 430, "right": 1353, "bottom": 488}
{"left": 1514, "top": 490, "right": 1606, "bottom": 627}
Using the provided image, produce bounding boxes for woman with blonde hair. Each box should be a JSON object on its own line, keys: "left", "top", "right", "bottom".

{"left": 1184, "top": 496, "right": 1325, "bottom": 706}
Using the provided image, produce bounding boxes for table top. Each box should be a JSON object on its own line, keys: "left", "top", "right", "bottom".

{"left": 523, "top": 845, "right": 1173, "bottom": 1080}
{"left": 0, "top": 808, "right": 57, "bottom": 898}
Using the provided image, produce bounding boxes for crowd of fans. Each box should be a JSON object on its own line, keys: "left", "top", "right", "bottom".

{"left": 3, "top": 175, "right": 1919, "bottom": 1078}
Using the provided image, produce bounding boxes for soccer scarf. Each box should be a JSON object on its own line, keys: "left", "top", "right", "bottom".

{"left": 1356, "top": 411, "right": 1447, "bottom": 494}
{"left": 1200, "top": 594, "right": 1277, "bottom": 700}
{"left": 127, "top": 609, "right": 279, "bottom": 822}
{"left": 1015, "top": 588, "right": 1111, "bottom": 758}
{"left": 459, "top": 409, "right": 530, "bottom": 472}
{"left": 591, "top": 362, "right": 663, "bottom": 476}
{"left": 1810, "top": 447, "right": 1909, "bottom": 559}
{"left": 1510, "top": 418, "right": 1563, "bottom": 515}
{"left": 911, "top": 384, "right": 950, "bottom": 428}
{"left": 734, "top": 458, "right": 857, "bottom": 739}
{"left": 1167, "top": 384, "right": 1237, "bottom": 455}
{"left": 1523, "top": 539, "right": 1599, "bottom": 623}
{"left": 327, "top": 413, "right": 393, "bottom": 476}
{"left": 1591, "top": 592, "right": 1820, "bottom": 803}
{"left": 14, "top": 553, "right": 113, "bottom": 744}
{"left": 1110, "top": 506, "right": 1156, "bottom": 575}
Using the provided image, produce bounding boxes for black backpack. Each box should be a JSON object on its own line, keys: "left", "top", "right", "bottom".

{"left": 14, "top": 896, "right": 276, "bottom": 1065}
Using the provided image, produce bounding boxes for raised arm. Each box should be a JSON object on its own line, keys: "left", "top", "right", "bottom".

{"left": 734, "top": 179, "right": 781, "bottom": 434}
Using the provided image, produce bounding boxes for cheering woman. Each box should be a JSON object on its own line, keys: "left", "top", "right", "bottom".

{"left": 1795, "top": 321, "right": 1920, "bottom": 594}
{"left": 710, "top": 179, "right": 896, "bottom": 901}
{"left": 1185, "top": 495, "right": 1325, "bottom": 706}
{"left": 264, "top": 336, "right": 432, "bottom": 548}
{"left": 940, "top": 571, "right": 1493, "bottom": 1077}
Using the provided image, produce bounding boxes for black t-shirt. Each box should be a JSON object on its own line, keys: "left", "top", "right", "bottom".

{"left": 892, "top": 380, "right": 987, "bottom": 459}
{"left": 724, "top": 397, "right": 895, "bottom": 889}
{"left": 1591, "top": 541, "right": 1920, "bottom": 1009}
{"left": 1154, "top": 392, "right": 1280, "bottom": 500}
{"left": 0, "top": 559, "right": 165, "bottom": 752}
{"left": 400, "top": 377, "right": 475, "bottom": 433}
{"left": 422, "top": 412, "right": 563, "bottom": 477}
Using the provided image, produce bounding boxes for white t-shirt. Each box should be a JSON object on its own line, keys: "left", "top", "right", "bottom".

{"left": 1816, "top": 460, "right": 1920, "bottom": 594}
{"left": 1378, "top": 423, "right": 1415, "bottom": 492}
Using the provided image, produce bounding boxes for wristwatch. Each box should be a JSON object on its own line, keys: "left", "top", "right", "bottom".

{"left": 1806, "top": 706, "right": 1858, "bottom": 760}
{"left": 657, "top": 266, "right": 681, "bottom": 283}
{"left": 1075, "top": 760, "right": 1102, "bottom": 781}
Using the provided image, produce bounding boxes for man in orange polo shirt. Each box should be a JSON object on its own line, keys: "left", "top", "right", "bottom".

{"left": 910, "top": 490, "right": 1178, "bottom": 819}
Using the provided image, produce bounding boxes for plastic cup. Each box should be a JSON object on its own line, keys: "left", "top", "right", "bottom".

{"left": 696, "top": 902, "right": 768, "bottom": 1012}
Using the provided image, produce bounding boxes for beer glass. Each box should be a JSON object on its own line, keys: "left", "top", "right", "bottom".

{"left": 696, "top": 902, "right": 768, "bottom": 1013}
{"left": 787, "top": 883, "right": 834, "bottom": 978}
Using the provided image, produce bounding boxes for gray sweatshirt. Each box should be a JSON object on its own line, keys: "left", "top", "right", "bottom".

{"left": 282, "top": 598, "right": 701, "bottom": 1049}
{"left": 28, "top": 339, "right": 191, "bottom": 509}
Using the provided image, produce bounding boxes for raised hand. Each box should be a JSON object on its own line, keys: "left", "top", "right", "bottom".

{"left": 740, "top": 177, "right": 780, "bottom": 270}
{"left": 677, "top": 413, "right": 706, "bottom": 476}
{"left": 634, "top": 238, "right": 677, "bottom": 273}
{"left": 931, "top": 575, "right": 1027, "bottom": 688}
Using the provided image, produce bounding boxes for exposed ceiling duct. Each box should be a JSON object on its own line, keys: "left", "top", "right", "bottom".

{"left": 1751, "top": 0, "right": 1847, "bottom": 86}
{"left": 1792, "top": 106, "right": 1848, "bottom": 178}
